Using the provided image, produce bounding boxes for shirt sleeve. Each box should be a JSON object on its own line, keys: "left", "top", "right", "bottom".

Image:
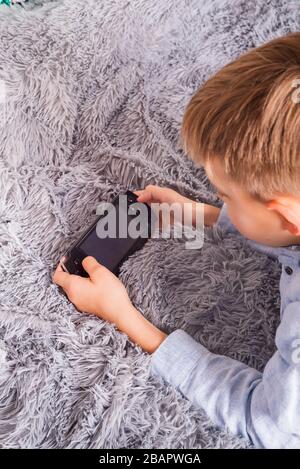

{"left": 150, "top": 302, "right": 300, "bottom": 448}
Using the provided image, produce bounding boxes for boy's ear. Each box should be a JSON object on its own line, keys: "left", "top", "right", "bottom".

{"left": 266, "top": 196, "right": 300, "bottom": 236}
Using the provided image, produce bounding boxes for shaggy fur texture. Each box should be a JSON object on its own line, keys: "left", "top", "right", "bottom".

{"left": 0, "top": 0, "right": 299, "bottom": 449}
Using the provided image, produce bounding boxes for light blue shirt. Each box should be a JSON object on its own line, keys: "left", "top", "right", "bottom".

{"left": 150, "top": 203, "right": 300, "bottom": 449}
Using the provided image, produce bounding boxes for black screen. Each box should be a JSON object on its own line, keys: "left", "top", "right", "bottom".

{"left": 78, "top": 199, "right": 148, "bottom": 272}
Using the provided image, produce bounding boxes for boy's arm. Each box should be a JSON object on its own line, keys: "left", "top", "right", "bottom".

{"left": 150, "top": 302, "right": 300, "bottom": 448}
{"left": 135, "top": 185, "right": 221, "bottom": 227}
{"left": 53, "top": 203, "right": 300, "bottom": 448}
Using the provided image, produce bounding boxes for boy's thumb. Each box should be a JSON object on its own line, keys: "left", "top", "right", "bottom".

{"left": 82, "top": 256, "right": 102, "bottom": 277}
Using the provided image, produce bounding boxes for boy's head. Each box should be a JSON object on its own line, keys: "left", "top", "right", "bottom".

{"left": 181, "top": 33, "right": 300, "bottom": 247}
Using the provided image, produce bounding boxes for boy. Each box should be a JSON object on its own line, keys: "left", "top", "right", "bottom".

{"left": 53, "top": 33, "right": 300, "bottom": 448}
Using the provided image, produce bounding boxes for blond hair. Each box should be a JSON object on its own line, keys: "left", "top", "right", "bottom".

{"left": 181, "top": 33, "right": 300, "bottom": 200}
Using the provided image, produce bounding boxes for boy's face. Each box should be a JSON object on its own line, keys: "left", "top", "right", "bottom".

{"left": 205, "top": 158, "right": 300, "bottom": 247}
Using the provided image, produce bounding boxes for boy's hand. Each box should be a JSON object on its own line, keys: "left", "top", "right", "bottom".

{"left": 52, "top": 256, "right": 134, "bottom": 325}
{"left": 135, "top": 185, "right": 221, "bottom": 226}
{"left": 52, "top": 256, "right": 168, "bottom": 353}
{"left": 135, "top": 185, "right": 189, "bottom": 206}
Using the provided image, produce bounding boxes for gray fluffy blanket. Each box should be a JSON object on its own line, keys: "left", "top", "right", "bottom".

{"left": 0, "top": 0, "right": 299, "bottom": 449}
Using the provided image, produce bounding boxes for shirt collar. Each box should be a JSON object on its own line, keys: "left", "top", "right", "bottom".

{"left": 274, "top": 242, "right": 300, "bottom": 265}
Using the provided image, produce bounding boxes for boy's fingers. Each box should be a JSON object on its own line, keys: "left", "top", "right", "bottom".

{"left": 52, "top": 264, "right": 71, "bottom": 289}
{"left": 56, "top": 257, "right": 67, "bottom": 272}
{"left": 135, "top": 194, "right": 148, "bottom": 202}
{"left": 135, "top": 186, "right": 158, "bottom": 203}
{"left": 55, "top": 263, "right": 64, "bottom": 273}
{"left": 134, "top": 189, "right": 148, "bottom": 202}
